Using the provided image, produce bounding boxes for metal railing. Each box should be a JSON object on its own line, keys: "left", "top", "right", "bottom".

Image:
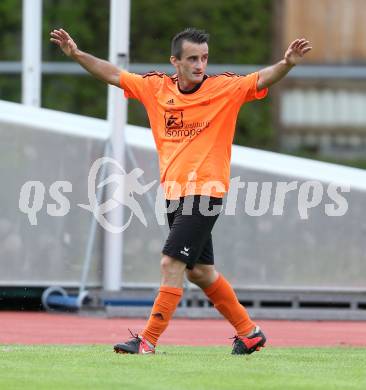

{"left": 1, "top": 61, "right": 366, "bottom": 78}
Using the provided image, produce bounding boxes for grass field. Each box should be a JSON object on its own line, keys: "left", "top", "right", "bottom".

{"left": 1, "top": 345, "right": 365, "bottom": 390}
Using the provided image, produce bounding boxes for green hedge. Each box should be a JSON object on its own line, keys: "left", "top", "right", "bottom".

{"left": 1, "top": 0, "right": 273, "bottom": 149}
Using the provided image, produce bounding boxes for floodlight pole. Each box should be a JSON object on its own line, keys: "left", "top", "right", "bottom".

{"left": 21, "top": 0, "right": 42, "bottom": 106}
{"left": 103, "top": 0, "right": 130, "bottom": 291}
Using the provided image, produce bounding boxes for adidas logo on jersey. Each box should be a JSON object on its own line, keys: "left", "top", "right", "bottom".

{"left": 166, "top": 99, "right": 175, "bottom": 105}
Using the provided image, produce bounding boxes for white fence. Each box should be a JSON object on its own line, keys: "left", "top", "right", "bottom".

{"left": 1, "top": 99, "right": 366, "bottom": 291}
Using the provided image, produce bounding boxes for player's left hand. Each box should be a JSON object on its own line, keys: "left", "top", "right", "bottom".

{"left": 284, "top": 38, "right": 312, "bottom": 66}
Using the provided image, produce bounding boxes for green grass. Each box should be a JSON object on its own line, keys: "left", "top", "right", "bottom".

{"left": 1, "top": 345, "right": 365, "bottom": 390}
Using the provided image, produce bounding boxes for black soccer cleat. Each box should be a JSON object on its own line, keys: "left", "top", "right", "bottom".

{"left": 231, "top": 326, "right": 267, "bottom": 355}
{"left": 114, "top": 330, "right": 155, "bottom": 355}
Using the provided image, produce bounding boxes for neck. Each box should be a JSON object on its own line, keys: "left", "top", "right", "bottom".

{"left": 177, "top": 76, "right": 198, "bottom": 92}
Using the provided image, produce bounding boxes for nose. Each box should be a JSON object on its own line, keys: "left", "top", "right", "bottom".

{"left": 196, "top": 60, "right": 203, "bottom": 70}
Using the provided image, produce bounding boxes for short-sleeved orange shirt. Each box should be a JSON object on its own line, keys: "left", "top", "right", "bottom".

{"left": 120, "top": 70, "right": 268, "bottom": 199}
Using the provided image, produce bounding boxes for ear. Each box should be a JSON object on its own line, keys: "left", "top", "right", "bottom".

{"left": 170, "top": 55, "right": 177, "bottom": 67}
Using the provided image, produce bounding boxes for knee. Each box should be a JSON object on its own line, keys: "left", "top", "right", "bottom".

{"left": 186, "top": 267, "right": 205, "bottom": 284}
{"left": 160, "top": 255, "right": 185, "bottom": 277}
{"left": 160, "top": 255, "right": 171, "bottom": 274}
{"left": 186, "top": 266, "right": 219, "bottom": 289}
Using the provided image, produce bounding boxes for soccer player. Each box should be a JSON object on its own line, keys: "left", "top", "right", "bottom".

{"left": 50, "top": 27, "right": 312, "bottom": 355}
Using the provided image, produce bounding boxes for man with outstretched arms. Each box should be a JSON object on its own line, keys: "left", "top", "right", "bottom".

{"left": 51, "top": 27, "right": 311, "bottom": 355}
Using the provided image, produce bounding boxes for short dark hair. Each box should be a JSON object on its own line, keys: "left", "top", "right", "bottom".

{"left": 171, "top": 28, "right": 209, "bottom": 59}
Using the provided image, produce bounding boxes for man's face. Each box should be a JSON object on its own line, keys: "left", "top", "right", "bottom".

{"left": 170, "top": 40, "right": 209, "bottom": 88}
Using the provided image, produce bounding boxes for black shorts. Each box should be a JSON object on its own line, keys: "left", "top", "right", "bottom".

{"left": 162, "top": 195, "right": 223, "bottom": 269}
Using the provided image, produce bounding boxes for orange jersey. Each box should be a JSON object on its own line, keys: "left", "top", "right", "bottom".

{"left": 120, "top": 70, "right": 268, "bottom": 199}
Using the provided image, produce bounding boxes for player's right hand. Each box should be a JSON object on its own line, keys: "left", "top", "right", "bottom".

{"left": 50, "top": 28, "right": 78, "bottom": 57}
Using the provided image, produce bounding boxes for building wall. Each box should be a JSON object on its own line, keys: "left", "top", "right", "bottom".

{"left": 283, "top": 0, "right": 366, "bottom": 64}
{"left": 276, "top": 0, "right": 366, "bottom": 155}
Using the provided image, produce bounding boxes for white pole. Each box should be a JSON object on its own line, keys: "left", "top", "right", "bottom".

{"left": 103, "top": 0, "right": 130, "bottom": 291}
{"left": 22, "top": 0, "right": 42, "bottom": 106}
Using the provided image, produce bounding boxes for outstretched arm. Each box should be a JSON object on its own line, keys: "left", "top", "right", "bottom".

{"left": 50, "top": 28, "right": 121, "bottom": 88}
{"left": 257, "top": 38, "right": 312, "bottom": 90}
